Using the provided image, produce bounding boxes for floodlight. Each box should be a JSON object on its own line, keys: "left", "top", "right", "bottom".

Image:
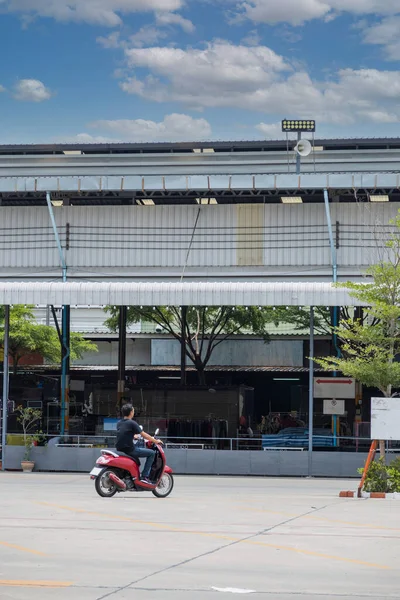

{"left": 281, "top": 197, "right": 303, "bottom": 204}
{"left": 369, "top": 195, "right": 389, "bottom": 202}
{"left": 282, "top": 119, "right": 316, "bottom": 132}
{"left": 136, "top": 199, "right": 155, "bottom": 205}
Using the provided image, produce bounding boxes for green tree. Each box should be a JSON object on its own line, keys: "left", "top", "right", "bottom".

{"left": 0, "top": 306, "right": 97, "bottom": 373}
{"left": 276, "top": 306, "right": 332, "bottom": 335}
{"left": 106, "top": 306, "right": 280, "bottom": 385}
{"left": 277, "top": 306, "right": 367, "bottom": 338}
{"left": 313, "top": 211, "right": 400, "bottom": 457}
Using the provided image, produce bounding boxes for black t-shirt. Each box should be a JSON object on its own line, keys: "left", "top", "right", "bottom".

{"left": 116, "top": 419, "right": 142, "bottom": 451}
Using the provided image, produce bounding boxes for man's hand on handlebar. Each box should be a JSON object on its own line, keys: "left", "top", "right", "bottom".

{"left": 141, "top": 431, "right": 164, "bottom": 445}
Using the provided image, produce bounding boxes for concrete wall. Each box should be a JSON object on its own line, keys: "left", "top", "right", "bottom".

{"left": 4, "top": 445, "right": 369, "bottom": 478}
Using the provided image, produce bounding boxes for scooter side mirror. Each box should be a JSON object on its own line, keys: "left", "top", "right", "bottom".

{"left": 154, "top": 428, "right": 160, "bottom": 436}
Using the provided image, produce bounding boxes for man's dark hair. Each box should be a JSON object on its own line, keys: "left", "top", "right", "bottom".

{"left": 121, "top": 403, "right": 134, "bottom": 418}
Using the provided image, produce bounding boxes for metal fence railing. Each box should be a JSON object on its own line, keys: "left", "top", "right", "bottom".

{"left": 4, "top": 433, "right": 394, "bottom": 453}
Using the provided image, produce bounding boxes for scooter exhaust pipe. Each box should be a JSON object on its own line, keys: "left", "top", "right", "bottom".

{"left": 108, "top": 472, "right": 127, "bottom": 490}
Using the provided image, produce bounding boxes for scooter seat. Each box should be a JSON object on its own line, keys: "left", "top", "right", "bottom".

{"left": 115, "top": 451, "right": 141, "bottom": 466}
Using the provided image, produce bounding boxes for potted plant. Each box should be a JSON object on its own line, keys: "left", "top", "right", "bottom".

{"left": 16, "top": 406, "right": 43, "bottom": 473}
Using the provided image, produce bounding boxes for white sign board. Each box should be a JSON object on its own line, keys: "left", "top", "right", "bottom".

{"left": 314, "top": 377, "right": 355, "bottom": 399}
{"left": 371, "top": 397, "right": 400, "bottom": 441}
{"left": 323, "top": 399, "right": 345, "bottom": 416}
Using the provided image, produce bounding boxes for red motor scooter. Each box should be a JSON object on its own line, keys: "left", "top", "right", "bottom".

{"left": 90, "top": 430, "right": 173, "bottom": 499}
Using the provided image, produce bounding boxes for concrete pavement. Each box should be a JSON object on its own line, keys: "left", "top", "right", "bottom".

{"left": 0, "top": 474, "right": 399, "bottom": 599}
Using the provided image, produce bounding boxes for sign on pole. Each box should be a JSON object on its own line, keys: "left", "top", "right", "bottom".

{"left": 323, "top": 399, "right": 345, "bottom": 416}
{"left": 371, "top": 397, "right": 400, "bottom": 441}
{"left": 314, "top": 377, "right": 355, "bottom": 399}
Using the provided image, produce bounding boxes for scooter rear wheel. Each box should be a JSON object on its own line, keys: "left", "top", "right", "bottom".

{"left": 95, "top": 468, "right": 118, "bottom": 498}
{"left": 152, "top": 472, "right": 174, "bottom": 498}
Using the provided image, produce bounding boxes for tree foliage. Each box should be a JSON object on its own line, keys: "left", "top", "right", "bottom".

{"left": 278, "top": 305, "right": 369, "bottom": 337}
{"left": 314, "top": 211, "right": 400, "bottom": 398}
{"left": 0, "top": 306, "right": 97, "bottom": 372}
{"left": 106, "top": 305, "right": 280, "bottom": 384}
{"left": 276, "top": 306, "right": 332, "bottom": 335}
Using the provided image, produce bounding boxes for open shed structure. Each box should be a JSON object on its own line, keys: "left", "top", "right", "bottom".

{"left": 0, "top": 138, "right": 396, "bottom": 474}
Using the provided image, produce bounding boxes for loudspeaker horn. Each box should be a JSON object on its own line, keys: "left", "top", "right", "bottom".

{"left": 294, "top": 139, "right": 312, "bottom": 157}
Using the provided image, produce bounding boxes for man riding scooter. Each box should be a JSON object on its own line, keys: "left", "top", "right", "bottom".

{"left": 116, "top": 404, "right": 163, "bottom": 485}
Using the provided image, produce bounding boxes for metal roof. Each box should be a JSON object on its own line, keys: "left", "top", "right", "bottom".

{"left": 124, "top": 365, "right": 322, "bottom": 373}
{"left": 0, "top": 281, "right": 365, "bottom": 307}
{"left": 1, "top": 138, "right": 400, "bottom": 154}
{"left": 21, "top": 365, "right": 326, "bottom": 373}
{"left": 2, "top": 136, "right": 400, "bottom": 203}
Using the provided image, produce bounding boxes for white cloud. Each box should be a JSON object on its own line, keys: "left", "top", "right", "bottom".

{"left": 122, "top": 42, "right": 289, "bottom": 107}
{"left": 129, "top": 26, "right": 168, "bottom": 48}
{"left": 240, "top": 0, "right": 329, "bottom": 26}
{"left": 230, "top": 0, "right": 400, "bottom": 26}
{"left": 54, "top": 133, "right": 115, "bottom": 144}
{"left": 155, "top": 11, "right": 195, "bottom": 33}
{"left": 88, "top": 114, "right": 212, "bottom": 141}
{"left": 241, "top": 29, "right": 261, "bottom": 46}
{"left": 13, "top": 79, "right": 52, "bottom": 102}
{"left": 0, "top": 0, "right": 183, "bottom": 27}
{"left": 0, "top": 85, "right": 6, "bottom": 93}
{"left": 256, "top": 122, "right": 284, "bottom": 138}
{"left": 277, "top": 25, "right": 302, "bottom": 43}
{"left": 118, "top": 41, "right": 400, "bottom": 125}
{"left": 98, "top": 22, "right": 185, "bottom": 50}
{"left": 362, "top": 17, "right": 400, "bottom": 60}
{"left": 97, "top": 31, "right": 122, "bottom": 49}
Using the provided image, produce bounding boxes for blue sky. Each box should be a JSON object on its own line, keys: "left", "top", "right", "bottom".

{"left": 1, "top": 0, "right": 400, "bottom": 143}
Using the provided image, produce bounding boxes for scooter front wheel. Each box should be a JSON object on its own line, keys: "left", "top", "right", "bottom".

{"left": 95, "top": 468, "right": 118, "bottom": 498}
{"left": 152, "top": 472, "right": 174, "bottom": 498}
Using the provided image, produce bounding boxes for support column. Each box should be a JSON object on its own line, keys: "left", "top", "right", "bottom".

{"left": 180, "top": 306, "right": 187, "bottom": 386}
{"left": 1, "top": 306, "right": 9, "bottom": 471}
{"left": 46, "top": 192, "right": 69, "bottom": 437}
{"left": 117, "top": 306, "right": 127, "bottom": 413}
{"left": 61, "top": 306, "right": 70, "bottom": 435}
{"left": 296, "top": 131, "right": 301, "bottom": 174}
{"left": 324, "top": 188, "right": 340, "bottom": 447}
{"left": 308, "top": 306, "right": 314, "bottom": 478}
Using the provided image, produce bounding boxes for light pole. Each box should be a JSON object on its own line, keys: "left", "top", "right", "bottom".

{"left": 281, "top": 119, "right": 316, "bottom": 175}
{"left": 1, "top": 305, "right": 10, "bottom": 471}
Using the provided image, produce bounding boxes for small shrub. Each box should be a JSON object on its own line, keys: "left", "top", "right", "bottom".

{"left": 359, "top": 459, "right": 388, "bottom": 492}
{"left": 359, "top": 456, "right": 400, "bottom": 493}
{"left": 16, "top": 406, "right": 43, "bottom": 461}
{"left": 388, "top": 456, "right": 400, "bottom": 473}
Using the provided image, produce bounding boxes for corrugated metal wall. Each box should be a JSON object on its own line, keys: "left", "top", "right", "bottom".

{"left": 65, "top": 205, "right": 237, "bottom": 269}
{"left": 0, "top": 203, "right": 399, "bottom": 276}
{"left": 151, "top": 339, "right": 303, "bottom": 367}
{"left": 332, "top": 203, "right": 398, "bottom": 268}
{"left": 263, "top": 204, "right": 331, "bottom": 269}
{"left": 73, "top": 339, "right": 151, "bottom": 366}
{"left": 0, "top": 207, "right": 59, "bottom": 269}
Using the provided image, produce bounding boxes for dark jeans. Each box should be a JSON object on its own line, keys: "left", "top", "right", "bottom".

{"left": 121, "top": 447, "right": 155, "bottom": 479}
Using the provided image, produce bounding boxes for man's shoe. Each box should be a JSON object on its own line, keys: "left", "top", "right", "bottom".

{"left": 141, "top": 477, "right": 152, "bottom": 485}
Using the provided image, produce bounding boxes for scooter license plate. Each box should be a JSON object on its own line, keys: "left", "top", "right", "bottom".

{"left": 90, "top": 467, "right": 103, "bottom": 477}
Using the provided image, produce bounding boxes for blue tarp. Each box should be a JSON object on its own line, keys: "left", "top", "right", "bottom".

{"left": 262, "top": 428, "right": 334, "bottom": 448}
